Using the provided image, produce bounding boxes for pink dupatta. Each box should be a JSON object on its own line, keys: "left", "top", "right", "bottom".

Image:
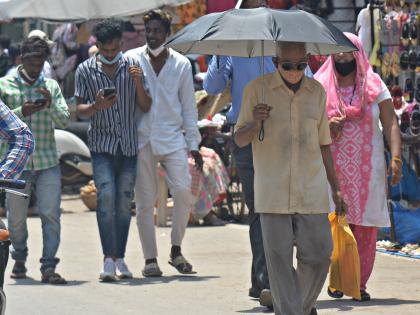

{"left": 314, "top": 33, "right": 383, "bottom": 225}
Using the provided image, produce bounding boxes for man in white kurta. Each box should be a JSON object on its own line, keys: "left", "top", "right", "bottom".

{"left": 126, "top": 9, "right": 202, "bottom": 277}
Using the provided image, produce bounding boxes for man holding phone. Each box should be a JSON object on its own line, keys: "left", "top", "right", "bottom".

{"left": 0, "top": 36, "right": 70, "bottom": 284}
{"left": 75, "top": 19, "right": 151, "bottom": 282}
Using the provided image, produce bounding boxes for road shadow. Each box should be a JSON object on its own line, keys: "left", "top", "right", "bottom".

{"left": 102, "top": 275, "right": 220, "bottom": 286}
{"left": 237, "top": 306, "right": 273, "bottom": 314}
{"left": 316, "top": 298, "right": 420, "bottom": 311}
{"left": 8, "top": 277, "right": 88, "bottom": 287}
{"left": 237, "top": 298, "right": 420, "bottom": 314}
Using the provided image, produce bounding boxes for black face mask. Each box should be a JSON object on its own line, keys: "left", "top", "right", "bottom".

{"left": 334, "top": 59, "right": 356, "bottom": 76}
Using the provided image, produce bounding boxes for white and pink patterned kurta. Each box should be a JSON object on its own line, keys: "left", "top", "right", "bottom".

{"left": 329, "top": 80, "right": 391, "bottom": 227}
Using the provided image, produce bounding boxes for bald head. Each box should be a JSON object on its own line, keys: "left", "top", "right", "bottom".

{"left": 276, "top": 42, "right": 307, "bottom": 60}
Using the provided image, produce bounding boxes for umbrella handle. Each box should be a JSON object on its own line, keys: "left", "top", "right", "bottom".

{"left": 258, "top": 122, "right": 265, "bottom": 141}
{"left": 258, "top": 40, "right": 265, "bottom": 142}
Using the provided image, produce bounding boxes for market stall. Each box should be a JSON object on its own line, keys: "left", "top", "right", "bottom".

{"left": 361, "top": 0, "right": 420, "bottom": 256}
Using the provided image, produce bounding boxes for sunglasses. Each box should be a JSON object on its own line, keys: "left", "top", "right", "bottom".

{"left": 279, "top": 61, "right": 308, "bottom": 71}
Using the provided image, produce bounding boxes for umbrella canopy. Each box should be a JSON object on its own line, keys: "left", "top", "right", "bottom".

{"left": 166, "top": 8, "right": 357, "bottom": 56}
{"left": 0, "top": 0, "right": 189, "bottom": 21}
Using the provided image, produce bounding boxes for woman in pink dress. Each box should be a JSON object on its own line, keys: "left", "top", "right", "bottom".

{"left": 315, "top": 33, "right": 402, "bottom": 301}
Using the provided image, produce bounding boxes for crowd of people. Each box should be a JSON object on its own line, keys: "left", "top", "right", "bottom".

{"left": 0, "top": 0, "right": 405, "bottom": 314}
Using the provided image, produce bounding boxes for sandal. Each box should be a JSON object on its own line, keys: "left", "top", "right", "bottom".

{"left": 416, "top": 52, "right": 420, "bottom": 72}
{"left": 391, "top": 51, "right": 400, "bottom": 78}
{"left": 381, "top": 52, "right": 391, "bottom": 78}
{"left": 327, "top": 287, "right": 344, "bottom": 299}
{"left": 11, "top": 261, "right": 27, "bottom": 279}
{"left": 400, "top": 51, "right": 409, "bottom": 71}
{"left": 168, "top": 255, "right": 196, "bottom": 274}
{"left": 401, "top": 22, "right": 410, "bottom": 47}
{"left": 41, "top": 268, "right": 67, "bottom": 285}
{"left": 409, "top": 50, "right": 417, "bottom": 71}
{"left": 405, "top": 78, "right": 414, "bottom": 103}
{"left": 142, "top": 262, "right": 163, "bottom": 277}
{"left": 410, "top": 23, "right": 418, "bottom": 46}
{"left": 353, "top": 290, "right": 371, "bottom": 302}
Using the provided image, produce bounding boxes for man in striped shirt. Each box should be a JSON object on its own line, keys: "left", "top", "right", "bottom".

{"left": 75, "top": 20, "right": 151, "bottom": 282}
{"left": 0, "top": 37, "right": 69, "bottom": 284}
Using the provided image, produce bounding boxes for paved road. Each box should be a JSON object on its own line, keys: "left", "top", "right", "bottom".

{"left": 3, "top": 197, "right": 420, "bottom": 314}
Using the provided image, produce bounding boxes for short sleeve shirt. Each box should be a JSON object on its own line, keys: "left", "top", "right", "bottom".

{"left": 236, "top": 72, "right": 331, "bottom": 214}
{"left": 75, "top": 55, "right": 141, "bottom": 156}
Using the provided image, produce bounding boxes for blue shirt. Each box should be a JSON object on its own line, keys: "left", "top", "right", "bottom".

{"left": 203, "top": 56, "right": 313, "bottom": 124}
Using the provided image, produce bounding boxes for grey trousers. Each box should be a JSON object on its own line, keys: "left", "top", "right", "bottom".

{"left": 260, "top": 213, "right": 332, "bottom": 315}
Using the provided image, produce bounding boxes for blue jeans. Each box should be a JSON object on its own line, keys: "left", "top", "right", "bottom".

{"left": 6, "top": 165, "right": 61, "bottom": 272}
{"left": 91, "top": 150, "right": 136, "bottom": 258}
{"left": 233, "top": 142, "right": 270, "bottom": 291}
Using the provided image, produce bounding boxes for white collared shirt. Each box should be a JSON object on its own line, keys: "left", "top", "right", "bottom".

{"left": 126, "top": 46, "right": 200, "bottom": 155}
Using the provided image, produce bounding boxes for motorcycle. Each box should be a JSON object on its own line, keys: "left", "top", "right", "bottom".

{"left": 55, "top": 124, "right": 92, "bottom": 186}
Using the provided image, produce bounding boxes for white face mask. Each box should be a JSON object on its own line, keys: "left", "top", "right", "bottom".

{"left": 148, "top": 45, "right": 166, "bottom": 57}
{"left": 99, "top": 52, "right": 122, "bottom": 65}
{"left": 20, "top": 68, "right": 38, "bottom": 83}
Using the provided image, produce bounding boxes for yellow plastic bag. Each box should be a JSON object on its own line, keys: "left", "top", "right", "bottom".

{"left": 328, "top": 212, "right": 361, "bottom": 300}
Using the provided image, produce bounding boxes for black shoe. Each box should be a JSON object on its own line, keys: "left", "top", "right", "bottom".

{"left": 10, "top": 261, "right": 26, "bottom": 279}
{"left": 417, "top": 52, "right": 420, "bottom": 69}
{"left": 248, "top": 287, "right": 261, "bottom": 299}
{"left": 327, "top": 287, "right": 344, "bottom": 299}
{"left": 410, "top": 23, "right": 418, "bottom": 45}
{"left": 309, "top": 308, "right": 318, "bottom": 315}
{"left": 400, "top": 111, "right": 411, "bottom": 133}
{"left": 353, "top": 290, "right": 371, "bottom": 302}
{"left": 401, "top": 23, "right": 410, "bottom": 46}
{"left": 400, "top": 51, "right": 409, "bottom": 71}
{"left": 410, "top": 106, "right": 420, "bottom": 135}
{"left": 409, "top": 50, "right": 417, "bottom": 70}
{"left": 405, "top": 78, "right": 414, "bottom": 103}
{"left": 414, "top": 78, "right": 420, "bottom": 104}
{"left": 259, "top": 289, "right": 273, "bottom": 309}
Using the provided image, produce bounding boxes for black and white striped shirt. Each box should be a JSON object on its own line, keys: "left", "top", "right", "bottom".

{"left": 75, "top": 55, "right": 140, "bottom": 156}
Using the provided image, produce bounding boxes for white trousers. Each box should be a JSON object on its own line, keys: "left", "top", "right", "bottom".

{"left": 135, "top": 143, "right": 193, "bottom": 259}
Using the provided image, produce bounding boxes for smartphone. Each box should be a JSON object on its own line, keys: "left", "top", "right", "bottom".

{"left": 103, "top": 87, "right": 116, "bottom": 97}
{"left": 34, "top": 99, "right": 47, "bottom": 106}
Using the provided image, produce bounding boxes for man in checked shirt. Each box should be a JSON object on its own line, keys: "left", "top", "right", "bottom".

{"left": 0, "top": 36, "right": 70, "bottom": 285}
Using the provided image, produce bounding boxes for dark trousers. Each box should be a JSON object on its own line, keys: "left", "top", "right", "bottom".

{"left": 233, "top": 142, "right": 270, "bottom": 291}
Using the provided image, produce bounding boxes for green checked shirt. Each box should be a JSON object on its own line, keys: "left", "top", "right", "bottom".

{"left": 0, "top": 67, "right": 70, "bottom": 171}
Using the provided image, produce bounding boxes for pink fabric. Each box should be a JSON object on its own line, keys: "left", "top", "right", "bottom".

{"left": 314, "top": 32, "right": 382, "bottom": 121}
{"left": 314, "top": 33, "right": 382, "bottom": 225}
{"left": 158, "top": 147, "right": 230, "bottom": 216}
{"left": 350, "top": 225, "right": 377, "bottom": 291}
{"left": 206, "top": 0, "right": 235, "bottom": 12}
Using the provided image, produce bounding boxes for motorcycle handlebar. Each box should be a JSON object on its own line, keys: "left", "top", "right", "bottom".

{"left": 0, "top": 179, "right": 26, "bottom": 189}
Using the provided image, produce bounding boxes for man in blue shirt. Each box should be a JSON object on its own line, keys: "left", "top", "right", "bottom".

{"left": 204, "top": 0, "right": 313, "bottom": 308}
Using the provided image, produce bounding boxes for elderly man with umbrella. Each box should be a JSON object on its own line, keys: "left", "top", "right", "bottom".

{"left": 204, "top": 1, "right": 313, "bottom": 308}
{"left": 235, "top": 40, "right": 346, "bottom": 315}
{"left": 166, "top": 6, "right": 355, "bottom": 315}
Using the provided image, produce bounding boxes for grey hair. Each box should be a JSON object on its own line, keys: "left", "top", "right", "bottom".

{"left": 276, "top": 42, "right": 307, "bottom": 58}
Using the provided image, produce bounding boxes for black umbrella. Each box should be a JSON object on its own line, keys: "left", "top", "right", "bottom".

{"left": 165, "top": 8, "right": 357, "bottom": 56}
{"left": 166, "top": 8, "right": 357, "bottom": 141}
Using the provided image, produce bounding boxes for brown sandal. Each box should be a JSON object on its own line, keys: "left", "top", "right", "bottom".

{"left": 41, "top": 268, "right": 67, "bottom": 285}
{"left": 168, "top": 255, "right": 196, "bottom": 275}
